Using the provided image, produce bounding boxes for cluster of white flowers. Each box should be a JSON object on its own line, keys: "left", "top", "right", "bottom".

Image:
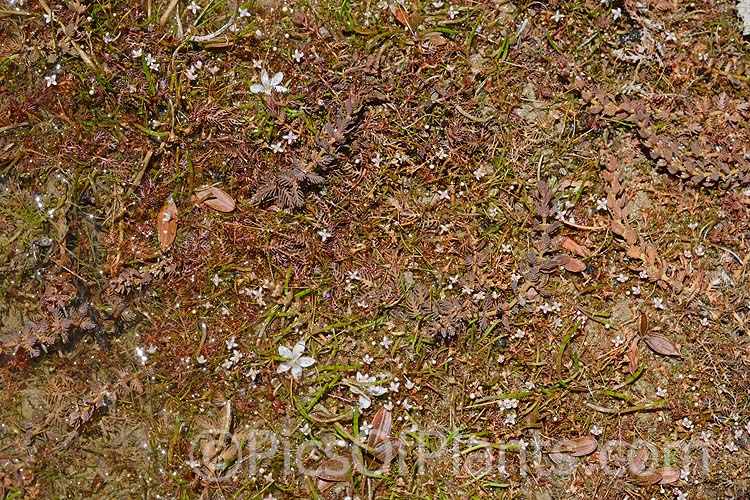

{"left": 538, "top": 301, "right": 562, "bottom": 314}
{"left": 349, "top": 372, "right": 388, "bottom": 409}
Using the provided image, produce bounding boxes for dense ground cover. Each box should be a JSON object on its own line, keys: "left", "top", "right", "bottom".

{"left": 2, "top": 0, "right": 750, "bottom": 498}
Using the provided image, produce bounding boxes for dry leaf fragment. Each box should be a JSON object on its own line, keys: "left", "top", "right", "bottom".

{"left": 316, "top": 455, "right": 351, "bottom": 483}
{"left": 653, "top": 467, "right": 680, "bottom": 485}
{"left": 563, "top": 256, "right": 587, "bottom": 273}
{"left": 634, "top": 470, "right": 662, "bottom": 485}
{"left": 195, "top": 185, "right": 236, "bottom": 212}
{"left": 628, "top": 446, "right": 649, "bottom": 475}
{"left": 157, "top": 195, "right": 178, "bottom": 252}
{"left": 389, "top": 3, "right": 412, "bottom": 30}
{"left": 371, "top": 437, "right": 403, "bottom": 463}
{"left": 642, "top": 334, "right": 681, "bottom": 357}
{"left": 558, "top": 436, "right": 598, "bottom": 456}
{"left": 367, "top": 406, "right": 393, "bottom": 448}
{"left": 561, "top": 236, "right": 591, "bottom": 257}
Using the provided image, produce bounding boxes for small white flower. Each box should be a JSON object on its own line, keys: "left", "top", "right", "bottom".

{"left": 196, "top": 354, "right": 207, "bottom": 364}
{"left": 680, "top": 417, "right": 693, "bottom": 430}
{"left": 502, "top": 244, "right": 512, "bottom": 253}
{"left": 363, "top": 354, "right": 374, "bottom": 364}
{"left": 250, "top": 69, "right": 289, "bottom": 95}
{"left": 43, "top": 11, "right": 56, "bottom": 23}
{"left": 131, "top": 48, "right": 143, "bottom": 58}
{"left": 725, "top": 441, "right": 739, "bottom": 452}
{"left": 595, "top": 198, "right": 608, "bottom": 211}
{"left": 277, "top": 340, "right": 316, "bottom": 380}
{"left": 631, "top": 285, "right": 641, "bottom": 296}
{"left": 590, "top": 425, "right": 602, "bottom": 436}
{"left": 432, "top": 0, "right": 444, "bottom": 8}
{"left": 653, "top": 297, "right": 664, "bottom": 310}
{"left": 226, "top": 336, "right": 238, "bottom": 350}
{"left": 239, "top": 7, "right": 251, "bottom": 18}
{"left": 612, "top": 336, "right": 624, "bottom": 347}
{"left": 282, "top": 130, "right": 298, "bottom": 144}
{"left": 292, "top": 48, "right": 304, "bottom": 63}
{"left": 186, "top": 1, "right": 201, "bottom": 15}
{"left": 448, "top": 5, "right": 458, "bottom": 19}
{"left": 611, "top": 7, "right": 621, "bottom": 21}
{"left": 656, "top": 386, "right": 668, "bottom": 398}
{"left": 270, "top": 141, "right": 285, "bottom": 153}
{"left": 380, "top": 336, "right": 393, "bottom": 349}
{"left": 211, "top": 273, "right": 222, "bottom": 286}
{"left": 551, "top": 10, "right": 564, "bottom": 22}
{"left": 318, "top": 228, "right": 332, "bottom": 242}
{"left": 186, "top": 65, "right": 199, "bottom": 81}
{"left": 504, "top": 412, "right": 517, "bottom": 425}
{"left": 44, "top": 74, "right": 57, "bottom": 87}
{"left": 616, "top": 273, "right": 629, "bottom": 283}
{"left": 675, "top": 490, "right": 688, "bottom": 500}
{"left": 437, "top": 189, "right": 450, "bottom": 201}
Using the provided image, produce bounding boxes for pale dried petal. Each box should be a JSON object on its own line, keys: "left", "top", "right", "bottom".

{"left": 643, "top": 334, "right": 681, "bottom": 357}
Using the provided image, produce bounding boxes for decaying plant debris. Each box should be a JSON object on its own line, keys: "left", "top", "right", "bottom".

{"left": 1, "top": 0, "right": 750, "bottom": 498}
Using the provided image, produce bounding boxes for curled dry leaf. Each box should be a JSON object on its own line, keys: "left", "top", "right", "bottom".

{"left": 157, "top": 195, "right": 178, "bottom": 252}
{"left": 558, "top": 436, "right": 598, "bottom": 457}
{"left": 194, "top": 185, "right": 236, "bottom": 212}
{"left": 642, "top": 333, "right": 681, "bottom": 357}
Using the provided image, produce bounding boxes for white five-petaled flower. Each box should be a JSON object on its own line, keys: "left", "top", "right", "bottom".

{"left": 44, "top": 74, "right": 57, "bottom": 87}
{"left": 292, "top": 49, "right": 304, "bottom": 63}
{"left": 186, "top": 1, "right": 201, "bottom": 15}
{"left": 276, "top": 340, "right": 315, "bottom": 380}
{"left": 250, "top": 69, "right": 289, "bottom": 95}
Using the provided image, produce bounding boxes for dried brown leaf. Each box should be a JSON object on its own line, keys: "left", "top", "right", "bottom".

{"left": 628, "top": 446, "right": 649, "bottom": 475}
{"left": 389, "top": 3, "right": 412, "bottom": 30}
{"left": 654, "top": 467, "right": 680, "bottom": 485}
{"left": 371, "top": 437, "right": 402, "bottom": 463}
{"left": 561, "top": 237, "right": 591, "bottom": 257}
{"left": 316, "top": 456, "right": 351, "bottom": 482}
{"left": 195, "top": 185, "right": 236, "bottom": 212}
{"left": 558, "top": 436, "right": 598, "bottom": 456}
{"left": 634, "top": 470, "right": 662, "bottom": 485}
{"left": 157, "top": 195, "right": 178, "bottom": 252}
{"left": 562, "top": 256, "right": 586, "bottom": 273}
{"left": 642, "top": 334, "right": 681, "bottom": 357}
{"left": 367, "top": 406, "right": 393, "bottom": 448}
